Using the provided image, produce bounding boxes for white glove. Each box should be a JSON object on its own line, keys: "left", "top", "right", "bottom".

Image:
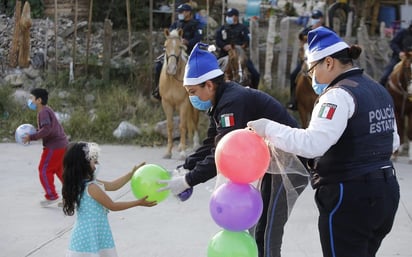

{"left": 247, "top": 118, "right": 271, "bottom": 138}
{"left": 157, "top": 176, "right": 190, "bottom": 196}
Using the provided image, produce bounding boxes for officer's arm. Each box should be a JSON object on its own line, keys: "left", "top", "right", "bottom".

{"left": 241, "top": 26, "right": 250, "bottom": 48}
{"left": 187, "top": 22, "right": 203, "bottom": 50}
{"left": 215, "top": 27, "right": 225, "bottom": 48}
{"left": 390, "top": 30, "right": 405, "bottom": 54}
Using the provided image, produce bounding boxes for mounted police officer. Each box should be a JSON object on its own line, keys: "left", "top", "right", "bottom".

{"left": 152, "top": 3, "right": 203, "bottom": 100}
{"left": 215, "top": 8, "right": 260, "bottom": 89}
{"left": 379, "top": 20, "right": 412, "bottom": 87}
{"left": 287, "top": 9, "right": 325, "bottom": 110}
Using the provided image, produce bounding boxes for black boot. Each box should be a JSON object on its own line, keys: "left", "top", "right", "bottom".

{"left": 151, "top": 86, "right": 161, "bottom": 101}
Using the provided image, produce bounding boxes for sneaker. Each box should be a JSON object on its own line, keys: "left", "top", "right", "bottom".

{"left": 57, "top": 201, "right": 63, "bottom": 208}
{"left": 40, "top": 198, "right": 60, "bottom": 207}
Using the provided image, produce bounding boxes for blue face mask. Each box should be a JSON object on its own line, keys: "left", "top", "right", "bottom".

{"left": 27, "top": 99, "right": 37, "bottom": 111}
{"left": 310, "top": 18, "right": 320, "bottom": 26}
{"left": 189, "top": 95, "right": 212, "bottom": 111}
{"left": 312, "top": 75, "right": 328, "bottom": 95}
{"left": 178, "top": 13, "right": 185, "bottom": 21}
{"left": 225, "top": 16, "right": 234, "bottom": 25}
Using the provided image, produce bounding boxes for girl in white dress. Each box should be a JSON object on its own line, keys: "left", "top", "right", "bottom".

{"left": 62, "top": 142, "right": 157, "bottom": 257}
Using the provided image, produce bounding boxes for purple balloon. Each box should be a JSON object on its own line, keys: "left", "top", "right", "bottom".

{"left": 209, "top": 181, "right": 263, "bottom": 231}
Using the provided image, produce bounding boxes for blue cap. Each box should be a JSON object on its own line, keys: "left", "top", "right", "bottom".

{"left": 183, "top": 43, "right": 224, "bottom": 86}
{"left": 225, "top": 8, "right": 239, "bottom": 17}
{"left": 176, "top": 4, "right": 192, "bottom": 12}
{"left": 311, "top": 10, "right": 323, "bottom": 19}
{"left": 307, "top": 26, "right": 349, "bottom": 63}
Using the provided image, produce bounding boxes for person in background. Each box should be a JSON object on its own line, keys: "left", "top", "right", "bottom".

{"left": 287, "top": 9, "right": 325, "bottom": 110}
{"left": 22, "top": 88, "right": 68, "bottom": 207}
{"left": 215, "top": 8, "right": 261, "bottom": 89}
{"left": 62, "top": 142, "right": 156, "bottom": 257}
{"left": 152, "top": 3, "right": 203, "bottom": 100}
{"left": 158, "top": 43, "right": 308, "bottom": 257}
{"left": 379, "top": 20, "right": 412, "bottom": 87}
{"left": 248, "top": 27, "right": 400, "bottom": 257}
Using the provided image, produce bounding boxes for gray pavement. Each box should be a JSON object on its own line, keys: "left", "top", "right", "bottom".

{"left": 0, "top": 143, "right": 411, "bottom": 257}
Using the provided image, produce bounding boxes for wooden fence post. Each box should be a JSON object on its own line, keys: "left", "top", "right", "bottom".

{"left": 9, "top": 0, "right": 22, "bottom": 68}
{"left": 102, "top": 19, "right": 113, "bottom": 82}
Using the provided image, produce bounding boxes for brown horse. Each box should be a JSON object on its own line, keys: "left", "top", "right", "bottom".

{"left": 387, "top": 51, "right": 412, "bottom": 163}
{"left": 159, "top": 29, "right": 200, "bottom": 159}
{"left": 295, "top": 60, "right": 318, "bottom": 128}
{"left": 224, "top": 44, "right": 253, "bottom": 88}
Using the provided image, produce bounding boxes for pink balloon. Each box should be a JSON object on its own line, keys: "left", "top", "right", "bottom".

{"left": 215, "top": 129, "right": 270, "bottom": 183}
{"left": 210, "top": 182, "right": 263, "bottom": 231}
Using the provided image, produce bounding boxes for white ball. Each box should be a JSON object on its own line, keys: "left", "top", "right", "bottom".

{"left": 15, "top": 124, "right": 36, "bottom": 146}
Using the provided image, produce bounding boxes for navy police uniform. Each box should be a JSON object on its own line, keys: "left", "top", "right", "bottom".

{"left": 379, "top": 24, "right": 412, "bottom": 86}
{"left": 251, "top": 68, "right": 400, "bottom": 257}
{"left": 183, "top": 81, "right": 308, "bottom": 257}
{"left": 215, "top": 24, "right": 261, "bottom": 89}
{"left": 170, "top": 19, "right": 203, "bottom": 54}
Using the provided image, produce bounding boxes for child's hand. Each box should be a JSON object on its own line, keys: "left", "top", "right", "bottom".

{"left": 137, "top": 196, "right": 157, "bottom": 207}
{"left": 131, "top": 162, "right": 146, "bottom": 174}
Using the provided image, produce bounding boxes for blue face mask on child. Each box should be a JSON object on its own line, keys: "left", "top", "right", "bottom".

{"left": 225, "top": 16, "right": 234, "bottom": 25}
{"left": 27, "top": 99, "right": 37, "bottom": 111}
{"left": 189, "top": 95, "right": 212, "bottom": 111}
{"left": 311, "top": 75, "right": 328, "bottom": 95}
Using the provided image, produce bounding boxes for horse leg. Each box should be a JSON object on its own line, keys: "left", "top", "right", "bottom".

{"left": 161, "top": 100, "right": 174, "bottom": 159}
{"left": 177, "top": 104, "right": 189, "bottom": 160}
{"left": 297, "top": 104, "right": 308, "bottom": 129}
{"left": 187, "top": 105, "right": 200, "bottom": 150}
{"left": 407, "top": 114, "right": 412, "bottom": 164}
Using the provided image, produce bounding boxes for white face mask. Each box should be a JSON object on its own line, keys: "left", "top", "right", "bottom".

{"left": 178, "top": 13, "right": 185, "bottom": 21}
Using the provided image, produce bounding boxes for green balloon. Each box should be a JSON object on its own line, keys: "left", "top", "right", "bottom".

{"left": 130, "top": 164, "right": 171, "bottom": 202}
{"left": 207, "top": 230, "right": 258, "bottom": 257}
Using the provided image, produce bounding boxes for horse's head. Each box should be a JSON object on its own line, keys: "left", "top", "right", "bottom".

{"left": 388, "top": 50, "right": 412, "bottom": 101}
{"left": 163, "top": 28, "right": 187, "bottom": 76}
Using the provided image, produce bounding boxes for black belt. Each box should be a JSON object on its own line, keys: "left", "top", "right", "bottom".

{"left": 349, "top": 167, "right": 395, "bottom": 182}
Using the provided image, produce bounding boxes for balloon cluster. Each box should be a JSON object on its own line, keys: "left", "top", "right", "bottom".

{"left": 207, "top": 129, "right": 270, "bottom": 257}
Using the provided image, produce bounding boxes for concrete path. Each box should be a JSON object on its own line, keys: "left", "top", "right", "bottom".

{"left": 0, "top": 143, "right": 411, "bottom": 257}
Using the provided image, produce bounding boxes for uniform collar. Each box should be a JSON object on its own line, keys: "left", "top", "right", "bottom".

{"left": 328, "top": 68, "right": 363, "bottom": 88}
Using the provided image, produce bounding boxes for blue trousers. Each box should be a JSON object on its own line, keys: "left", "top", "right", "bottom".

{"left": 254, "top": 173, "right": 308, "bottom": 257}
{"left": 315, "top": 173, "right": 399, "bottom": 257}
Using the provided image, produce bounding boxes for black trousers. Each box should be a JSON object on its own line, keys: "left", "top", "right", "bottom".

{"left": 253, "top": 173, "right": 308, "bottom": 257}
{"left": 315, "top": 174, "right": 400, "bottom": 257}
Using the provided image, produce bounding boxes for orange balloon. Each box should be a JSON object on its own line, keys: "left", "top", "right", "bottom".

{"left": 215, "top": 129, "right": 270, "bottom": 183}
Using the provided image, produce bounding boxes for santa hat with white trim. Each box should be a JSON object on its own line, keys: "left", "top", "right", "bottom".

{"left": 306, "top": 26, "right": 350, "bottom": 63}
{"left": 183, "top": 43, "right": 223, "bottom": 86}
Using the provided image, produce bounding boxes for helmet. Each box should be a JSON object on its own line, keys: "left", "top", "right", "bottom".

{"left": 311, "top": 10, "right": 323, "bottom": 19}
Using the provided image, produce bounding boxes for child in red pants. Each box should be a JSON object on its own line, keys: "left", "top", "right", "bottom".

{"left": 23, "top": 88, "right": 68, "bottom": 207}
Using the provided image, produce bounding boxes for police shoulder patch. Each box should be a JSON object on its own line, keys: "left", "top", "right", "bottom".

{"left": 318, "top": 103, "right": 337, "bottom": 120}
{"left": 220, "top": 113, "right": 235, "bottom": 128}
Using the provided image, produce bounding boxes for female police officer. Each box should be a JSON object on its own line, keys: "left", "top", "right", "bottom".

{"left": 248, "top": 27, "right": 400, "bottom": 257}
{"left": 158, "top": 43, "right": 308, "bottom": 257}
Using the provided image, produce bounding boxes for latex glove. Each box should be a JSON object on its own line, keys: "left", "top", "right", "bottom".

{"left": 157, "top": 176, "right": 190, "bottom": 196}
{"left": 173, "top": 164, "right": 190, "bottom": 176}
{"left": 247, "top": 118, "right": 271, "bottom": 138}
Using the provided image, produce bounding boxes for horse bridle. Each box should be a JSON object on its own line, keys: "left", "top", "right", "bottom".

{"left": 164, "top": 38, "right": 184, "bottom": 82}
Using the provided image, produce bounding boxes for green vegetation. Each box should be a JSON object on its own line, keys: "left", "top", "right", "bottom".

{"left": 1, "top": 70, "right": 295, "bottom": 146}
{"left": 0, "top": 72, "right": 171, "bottom": 146}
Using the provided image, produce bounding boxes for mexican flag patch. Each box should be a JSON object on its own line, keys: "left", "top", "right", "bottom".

{"left": 318, "top": 103, "right": 337, "bottom": 120}
{"left": 220, "top": 113, "right": 235, "bottom": 128}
